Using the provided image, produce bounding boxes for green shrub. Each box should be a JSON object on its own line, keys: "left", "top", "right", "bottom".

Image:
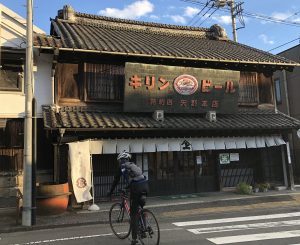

{"left": 258, "top": 182, "right": 270, "bottom": 192}
{"left": 236, "top": 182, "right": 252, "bottom": 195}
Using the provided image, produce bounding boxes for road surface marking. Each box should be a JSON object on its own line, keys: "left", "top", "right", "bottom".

{"left": 207, "top": 230, "right": 300, "bottom": 244}
{"left": 8, "top": 233, "right": 113, "bottom": 245}
{"left": 173, "top": 211, "right": 300, "bottom": 226}
{"left": 7, "top": 228, "right": 182, "bottom": 245}
{"left": 188, "top": 219, "right": 300, "bottom": 234}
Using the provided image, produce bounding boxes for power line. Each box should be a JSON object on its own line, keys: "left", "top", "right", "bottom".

{"left": 268, "top": 37, "right": 300, "bottom": 52}
{"left": 198, "top": 7, "right": 219, "bottom": 26}
{"left": 244, "top": 10, "right": 300, "bottom": 45}
{"left": 188, "top": 0, "right": 212, "bottom": 26}
{"left": 181, "top": 0, "right": 300, "bottom": 27}
{"left": 192, "top": 2, "right": 216, "bottom": 26}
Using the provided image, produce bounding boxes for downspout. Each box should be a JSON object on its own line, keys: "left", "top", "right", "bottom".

{"left": 51, "top": 69, "right": 55, "bottom": 105}
{"left": 52, "top": 48, "right": 59, "bottom": 105}
{"left": 283, "top": 70, "right": 290, "bottom": 116}
{"left": 55, "top": 128, "right": 65, "bottom": 183}
{"left": 272, "top": 76, "right": 278, "bottom": 113}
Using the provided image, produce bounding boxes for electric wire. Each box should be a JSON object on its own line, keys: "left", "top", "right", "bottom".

{"left": 268, "top": 38, "right": 300, "bottom": 52}
{"left": 182, "top": 0, "right": 300, "bottom": 52}
{"left": 188, "top": 0, "right": 212, "bottom": 26}
{"left": 198, "top": 7, "right": 218, "bottom": 26}
{"left": 181, "top": 0, "right": 300, "bottom": 27}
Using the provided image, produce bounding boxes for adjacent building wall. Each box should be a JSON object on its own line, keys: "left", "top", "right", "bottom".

{"left": 0, "top": 4, "right": 52, "bottom": 199}
{"left": 274, "top": 44, "right": 300, "bottom": 183}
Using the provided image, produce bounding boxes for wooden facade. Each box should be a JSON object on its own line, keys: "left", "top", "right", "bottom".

{"left": 55, "top": 60, "right": 274, "bottom": 109}
{"left": 31, "top": 6, "right": 300, "bottom": 199}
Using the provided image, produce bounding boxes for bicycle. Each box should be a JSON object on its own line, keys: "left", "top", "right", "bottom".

{"left": 109, "top": 189, "right": 160, "bottom": 245}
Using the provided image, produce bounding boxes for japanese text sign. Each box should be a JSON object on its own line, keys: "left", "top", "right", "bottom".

{"left": 124, "top": 62, "right": 240, "bottom": 113}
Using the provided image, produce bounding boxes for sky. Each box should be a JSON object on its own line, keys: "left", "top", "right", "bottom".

{"left": 1, "top": 0, "right": 300, "bottom": 54}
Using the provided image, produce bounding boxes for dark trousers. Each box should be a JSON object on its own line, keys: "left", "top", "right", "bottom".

{"left": 130, "top": 181, "right": 149, "bottom": 240}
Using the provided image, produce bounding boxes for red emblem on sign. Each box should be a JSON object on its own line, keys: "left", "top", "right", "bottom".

{"left": 174, "top": 75, "right": 198, "bottom": 95}
{"left": 76, "top": 177, "right": 87, "bottom": 188}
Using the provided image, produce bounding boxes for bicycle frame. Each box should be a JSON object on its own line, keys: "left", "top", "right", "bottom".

{"left": 120, "top": 190, "right": 130, "bottom": 213}
{"left": 110, "top": 189, "right": 160, "bottom": 244}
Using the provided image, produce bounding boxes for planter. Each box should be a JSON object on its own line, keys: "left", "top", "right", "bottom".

{"left": 36, "top": 182, "right": 72, "bottom": 215}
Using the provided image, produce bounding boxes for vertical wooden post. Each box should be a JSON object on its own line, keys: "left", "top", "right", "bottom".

{"left": 281, "top": 145, "right": 289, "bottom": 188}
{"left": 286, "top": 142, "right": 295, "bottom": 190}
{"left": 53, "top": 144, "right": 59, "bottom": 183}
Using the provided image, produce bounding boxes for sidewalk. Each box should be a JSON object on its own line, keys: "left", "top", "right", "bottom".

{"left": 1, "top": 189, "right": 300, "bottom": 233}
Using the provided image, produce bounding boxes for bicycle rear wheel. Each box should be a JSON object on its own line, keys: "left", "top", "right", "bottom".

{"left": 109, "top": 202, "right": 131, "bottom": 239}
{"left": 139, "top": 209, "right": 160, "bottom": 245}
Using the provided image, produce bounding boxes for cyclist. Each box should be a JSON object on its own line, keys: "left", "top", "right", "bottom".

{"left": 108, "top": 151, "right": 149, "bottom": 245}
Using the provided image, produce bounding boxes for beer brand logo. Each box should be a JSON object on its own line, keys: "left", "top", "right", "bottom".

{"left": 174, "top": 75, "right": 198, "bottom": 95}
{"left": 76, "top": 177, "right": 87, "bottom": 188}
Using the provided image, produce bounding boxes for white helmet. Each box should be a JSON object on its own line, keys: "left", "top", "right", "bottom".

{"left": 117, "top": 151, "right": 132, "bottom": 161}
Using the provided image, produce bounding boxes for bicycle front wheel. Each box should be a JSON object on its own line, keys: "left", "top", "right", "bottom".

{"left": 139, "top": 209, "right": 160, "bottom": 245}
{"left": 109, "top": 202, "right": 131, "bottom": 239}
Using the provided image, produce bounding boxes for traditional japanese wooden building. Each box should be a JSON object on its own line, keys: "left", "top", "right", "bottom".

{"left": 33, "top": 5, "right": 300, "bottom": 198}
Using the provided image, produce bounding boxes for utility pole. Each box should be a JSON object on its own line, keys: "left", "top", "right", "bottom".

{"left": 215, "top": 0, "right": 240, "bottom": 42}
{"left": 22, "top": 0, "right": 33, "bottom": 227}
{"left": 229, "top": 0, "right": 238, "bottom": 42}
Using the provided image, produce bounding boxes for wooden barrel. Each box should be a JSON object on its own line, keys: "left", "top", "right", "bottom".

{"left": 36, "top": 183, "right": 71, "bottom": 215}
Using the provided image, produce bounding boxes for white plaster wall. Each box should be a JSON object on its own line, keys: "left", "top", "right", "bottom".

{"left": 0, "top": 3, "right": 46, "bottom": 119}
{"left": 0, "top": 27, "right": 26, "bottom": 48}
{"left": 0, "top": 92, "right": 25, "bottom": 118}
{"left": 33, "top": 52, "right": 53, "bottom": 118}
{"left": 0, "top": 53, "right": 53, "bottom": 119}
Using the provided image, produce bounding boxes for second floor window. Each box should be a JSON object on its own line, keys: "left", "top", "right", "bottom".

{"left": 274, "top": 78, "right": 282, "bottom": 104}
{"left": 84, "top": 63, "right": 124, "bottom": 101}
{"left": 0, "top": 64, "right": 23, "bottom": 92}
{"left": 56, "top": 62, "right": 124, "bottom": 104}
{"left": 238, "top": 72, "right": 259, "bottom": 106}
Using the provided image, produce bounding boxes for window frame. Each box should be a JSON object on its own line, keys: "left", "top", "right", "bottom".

{"left": 83, "top": 62, "right": 124, "bottom": 103}
{"left": 274, "top": 78, "right": 282, "bottom": 104}
{"left": 0, "top": 64, "right": 24, "bottom": 92}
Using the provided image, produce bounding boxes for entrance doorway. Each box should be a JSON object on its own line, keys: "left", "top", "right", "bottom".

{"left": 148, "top": 151, "right": 218, "bottom": 195}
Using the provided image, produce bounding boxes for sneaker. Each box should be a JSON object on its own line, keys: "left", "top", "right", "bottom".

{"left": 131, "top": 239, "right": 138, "bottom": 245}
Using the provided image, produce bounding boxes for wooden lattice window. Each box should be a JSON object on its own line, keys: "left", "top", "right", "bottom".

{"left": 238, "top": 72, "right": 259, "bottom": 106}
{"left": 84, "top": 63, "right": 124, "bottom": 101}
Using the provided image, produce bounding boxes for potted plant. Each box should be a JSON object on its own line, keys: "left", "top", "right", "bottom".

{"left": 253, "top": 183, "right": 260, "bottom": 193}
{"left": 258, "top": 182, "right": 270, "bottom": 192}
{"left": 236, "top": 182, "right": 253, "bottom": 195}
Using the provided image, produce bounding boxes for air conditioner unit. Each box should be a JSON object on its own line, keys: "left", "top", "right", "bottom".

{"left": 206, "top": 111, "right": 217, "bottom": 122}
{"left": 153, "top": 110, "right": 164, "bottom": 122}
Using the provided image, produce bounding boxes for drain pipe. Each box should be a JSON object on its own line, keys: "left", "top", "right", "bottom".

{"left": 283, "top": 70, "right": 291, "bottom": 116}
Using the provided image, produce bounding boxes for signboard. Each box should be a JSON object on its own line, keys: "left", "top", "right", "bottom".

{"left": 124, "top": 62, "right": 240, "bottom": 113}
{"left": 219, "top": 153, "right": 230, "bottom": 164}
{"left": 180, "top": 140, "right": 193, "bottom": 151}
{"left": 196, "top": 156, "right": 203, "bottom": 165}
{"left": 230, "top": 153, "right": 239, "bottom": 161}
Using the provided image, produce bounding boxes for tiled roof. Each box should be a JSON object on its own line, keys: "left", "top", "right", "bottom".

{"left": 33, "top": 7, "right": 298, "bottom": 68}
{"left": 42, "top": 106, "right": 300, "bottom": 131}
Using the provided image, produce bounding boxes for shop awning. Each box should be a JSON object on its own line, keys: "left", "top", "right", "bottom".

{"left": 88, "top": 136, "right": 286, "bottom": 154}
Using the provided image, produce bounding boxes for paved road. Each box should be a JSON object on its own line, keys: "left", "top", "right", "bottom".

{"left": 2, "top": 205, "right": 300, "bottom": 245}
